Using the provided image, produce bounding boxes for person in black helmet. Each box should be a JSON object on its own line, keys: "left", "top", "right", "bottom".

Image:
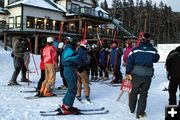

{"left": 60, "top": 36, "right": 81, "bottom": 114}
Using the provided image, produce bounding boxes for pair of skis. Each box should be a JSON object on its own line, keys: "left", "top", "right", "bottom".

{"left": 40, "top": 107, "right": 109, "bottom": 116}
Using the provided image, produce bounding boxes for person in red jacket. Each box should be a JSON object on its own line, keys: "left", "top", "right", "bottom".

{"left": 40, "top": 37, "right": 57, "bottom": 97}
{"left": 36, "top": 40, "right": 46, "bottom": 94}
{"left": 123, "top": 39, "right": 133, "bottom": 67}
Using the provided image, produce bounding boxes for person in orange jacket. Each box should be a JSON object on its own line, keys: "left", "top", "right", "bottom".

{"left": 39, "top": 37, "right": 57, "bottom": 97}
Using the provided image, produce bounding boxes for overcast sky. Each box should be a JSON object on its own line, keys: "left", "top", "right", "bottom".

{"left": 99, "top": 0, "right": 180, "bottom": 12}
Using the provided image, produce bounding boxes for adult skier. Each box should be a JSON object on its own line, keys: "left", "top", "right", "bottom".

{"left": 60, "top": 36, "right": 80, "bottom": 114}
{"left": 166, "top": 46, "right": 180, "bottom": 105}
{"left": 8, "top": 37, "right": 30, "bottom": 86}
{"left": 126, "top": 33, "right": 160, "bottom": 119}
{"left": 76, "top": 40, "right": 91, "bottom": 101}
{"left": 40, "top": 37, "right": 57, "bottom": 97}
{"left": 57, "top": 41, "right": 68, "bottom": 90}
{"left": 109, "top": 41, "right": 123, "bottom": 83}
{"left": 36, "top": 40, "right": 46, "bottom": 93}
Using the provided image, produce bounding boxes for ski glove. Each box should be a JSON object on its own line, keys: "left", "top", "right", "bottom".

{"left": 125, "top": 74, "right": 132, "bottom": 81}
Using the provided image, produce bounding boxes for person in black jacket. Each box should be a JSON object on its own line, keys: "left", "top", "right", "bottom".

{"left": 89, "top": 44, "right": 99, "bottom": 81}
{"left": 166, "top": 46, "right": 180, "bottom": 105}
{"left": 126, "top": 33, "right": 160, "bottom": 119}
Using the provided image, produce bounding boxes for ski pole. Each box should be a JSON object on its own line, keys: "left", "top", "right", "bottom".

{"left": 58, "top": 21, "right": 63, "bottom": 43}
{"left": 28, "top": 39, "right": 39, "bottom": 76}
{"left": 117, "top": 90, "right": 124, "bottom": 101}
{"left": 136, "top": 31, "right": 143, "bottom": 47}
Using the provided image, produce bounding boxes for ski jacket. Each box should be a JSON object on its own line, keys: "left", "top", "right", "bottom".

{"left": 126, "top": 42, "right": 159, "bottom": 77}
{"left": 99, "top": 48, "right": 108, "bottom": 66}
{"left": 77, "top": 46, "right": 90, "bottom": 72}
{"left": 40, "top": 48, "right": 45, "bottom": 70}
{"left": 43, "top": 44, "right": 57, "bottom": 65}
{"left": 57, "top": 48, "right": 64, "bottom": 68}
{"left": 166, "top": 46, "right": 180, "bottom": 79}
{"left": 123, "top": 45, "right": 133, "bottom": 66}
{"left": 110, "top": 47, "right": 123, "bottom": 66}
{"left": 89, "top": 49, "right": 99, "bottom": 66}
{"left": 61, "top": 44, "right": 80, "bottom": 67}
{"left": 13, "top": 40, "right": 29, "bottom": 58}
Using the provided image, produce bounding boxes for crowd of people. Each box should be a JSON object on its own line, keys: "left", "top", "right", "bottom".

{"left": 7, "top": 33, "right": 180, "bottom": 119}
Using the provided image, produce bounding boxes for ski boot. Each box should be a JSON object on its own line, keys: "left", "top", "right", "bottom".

{"left": 61, "top": 104, "right": 80, "bottom": 115}
{"left": 86, "top": 96, "right": 91, "bottom": 101}
{"left": 136, "top": 112, "right": 146, "bottom": 119}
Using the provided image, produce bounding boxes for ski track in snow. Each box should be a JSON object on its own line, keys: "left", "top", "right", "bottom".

{"left": 0, "top": 48, "right": 169, "bottom": 120}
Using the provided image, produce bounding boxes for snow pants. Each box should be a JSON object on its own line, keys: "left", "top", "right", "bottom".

{"left": 60, "top": 67, "right": 67, "bottom": 87}
{"left": 90, "top": 65, "right": 98, "bottom": 78}
{"left": 63, "top": 66, "right": 77, "bottom": 106}
{"left": 10, "top": 56, "right": 26, "bottom": 83}
{"left": 37, "top": 70, "right": 45, "bottom": 90}
{"left": 76, "top": 70, "right": 90, "bottom": 97}
{"left": 112, "top": 64, "right": 122, "bottom": 83}
{"left": 41, "top": 64, "right": 56, "bottom": 90}
{"left": 99, "top": 65, "right": 109, "bottom": 78}
{"left": 168, "top": 77, "right": 180, "bottom": 105}
{"left": 129, "top": 75, "right": 152, "bottom": 115}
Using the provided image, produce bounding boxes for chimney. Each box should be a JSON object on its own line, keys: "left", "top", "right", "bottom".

{"left": 4, "top": 0, "right": 8, "bottom": 7}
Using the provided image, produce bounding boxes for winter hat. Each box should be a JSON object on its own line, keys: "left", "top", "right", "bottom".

{"left": 58, "top": 42, "right": 64, "bottom": 49}
{"left": 80, "top": 39, "right": 87, "bottom": 47}
{"left": 47, "top": 37, "right": 54, "bottom": 43}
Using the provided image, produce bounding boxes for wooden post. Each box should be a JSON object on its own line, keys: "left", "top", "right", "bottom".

{"left": 79, "top": 19, "right": 82, "bottom": 34}
{"left": 9, "top": 35, "right": 12, "bottom": 48}
{"left": 34, "top": 35, "right": 38, "bottom": 54}
{"left": 3, "top": 32, "right": 7, "bottom": 50}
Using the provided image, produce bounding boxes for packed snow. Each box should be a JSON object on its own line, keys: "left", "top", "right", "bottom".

{"left": 0, "top": 44, "right": 170, "bottom": 120}
{"left": 7, "top": 0, "right": 65, "bottom": 12}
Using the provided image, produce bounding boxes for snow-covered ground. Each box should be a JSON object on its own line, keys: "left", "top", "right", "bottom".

{"left": 0, "top": 45, "right": 169, "bottom": 120}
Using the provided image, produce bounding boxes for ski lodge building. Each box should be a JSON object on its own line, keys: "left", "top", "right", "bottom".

{"left": 0, "top": 0, "right": 131, "bottom": 54}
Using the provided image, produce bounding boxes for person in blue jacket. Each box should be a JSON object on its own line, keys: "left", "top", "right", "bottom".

{"left": 99, "top": 47, "right": 109, "bottom": 80}
{"left": 60, "top": 36, "right": 80, "bottom": 114}
{"left": 126, "top": 33, "right": 160, "bottom": 119}
{"left": 109, "top": 41, "right": 123, "bottom": 83}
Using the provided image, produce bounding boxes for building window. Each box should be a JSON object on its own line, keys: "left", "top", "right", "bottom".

{"left": 36, "top": 18, "right": 44, "bottom": 30}
{"left": 26, "top": 16, "right": 35, "bottom": 28}
{"left": 15, "top": 16, "right": 21, "bottom": 28}
{"left": 55, "top": 21, "right": 61, "bottom": 31}
{"left": 84, "top": 7, "right": 92, "bottom": 15}
{"left": 8, "top": 17, "right": 14, "bottom": 29}
{"left": 46, "top": 19, "right": 53, "bottom": 30}
{"left": 71, "top": 3, "right": 80, "bottom": 13}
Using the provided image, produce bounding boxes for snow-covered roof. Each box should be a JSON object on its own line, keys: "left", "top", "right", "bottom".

{"left": 7, "top": 0, "right": 66, "bottom": 12}
{"left": 95, "top": 7, "right": 108, "bottom": 14}
{"left": 0, "top": 7, "right": 10, "bottom": 15}
{"left": 49, "top": 0, "right": 67, "bottom": 12}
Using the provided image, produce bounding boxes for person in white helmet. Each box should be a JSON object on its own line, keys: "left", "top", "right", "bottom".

{"left": 39, "top": 37, "right": 57, "bottom": 97}
{"left": 57, "top": 40, "right": 68, "bottom": 90}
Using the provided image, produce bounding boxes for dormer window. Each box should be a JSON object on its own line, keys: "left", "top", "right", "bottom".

{"left": 8, "top": 0, "right": 21, "bottom": 5}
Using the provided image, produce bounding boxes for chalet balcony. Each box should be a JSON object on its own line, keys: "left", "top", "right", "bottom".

{"left": 68, "top": 7, "right": 113, "bottom": 21}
